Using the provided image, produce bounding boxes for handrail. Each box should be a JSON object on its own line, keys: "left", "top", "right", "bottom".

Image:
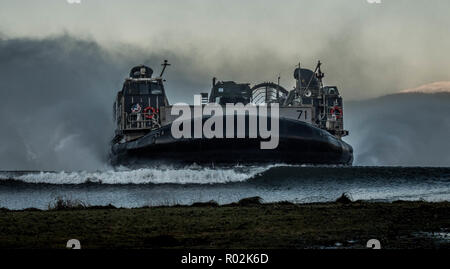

{"left": 122, "top": 112, "right": 160, "bottom": 130}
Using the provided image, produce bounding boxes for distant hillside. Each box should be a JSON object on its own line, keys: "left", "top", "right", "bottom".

{"left": 400, "top": 81, "right": 450, "bottom": 94}
{"left": 344, "top": 92, "right": 450, "bottom": 166}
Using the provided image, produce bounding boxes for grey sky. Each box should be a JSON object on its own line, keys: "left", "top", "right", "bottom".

{"left": 1, "top": 0, "right": 450, "bottom": 99}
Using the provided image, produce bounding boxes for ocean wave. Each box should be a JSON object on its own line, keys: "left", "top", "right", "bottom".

{"left": 1, "top": 165, "right": 449, "bottom": 186}
{"left": 0, "top": 164, "right": 278, "bottom": 185}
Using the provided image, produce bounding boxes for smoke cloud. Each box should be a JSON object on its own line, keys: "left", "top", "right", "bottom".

{"left": 344, "top": 93, "right": 450, "bottom": 166}
{"left": 0, "top": 35, "right": 119, "bottom": 170}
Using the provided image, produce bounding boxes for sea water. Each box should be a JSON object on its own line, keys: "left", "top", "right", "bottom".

{"left": 0, "top": 165, "right": 449, "bottom": 210}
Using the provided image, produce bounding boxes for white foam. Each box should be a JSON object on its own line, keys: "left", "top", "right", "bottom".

{"left": 0, "top": 165, "right": 276, "bottom": 185}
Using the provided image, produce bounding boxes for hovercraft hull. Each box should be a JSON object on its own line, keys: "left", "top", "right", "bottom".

{"left": 110, "top": 117, "right": 353, "bottom": 166}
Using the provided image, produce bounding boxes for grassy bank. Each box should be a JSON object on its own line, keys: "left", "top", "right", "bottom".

{"left": 0, "top": 198, "right": 449, "bottom": 249}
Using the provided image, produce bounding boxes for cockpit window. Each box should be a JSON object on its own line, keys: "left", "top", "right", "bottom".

{"left": 138, "top": 83, "right": 150, "bottom": 94}
{"left": 127, "top": 87, "right": 139, "bottom": 95}
{"left": 151, "top": 84, "right": 163, "bottom": 95}
{"left": 125, "top": 82, "right": 163, "bottom": 95}
{"left": 123, "top": 81, "right": 164, "bottom": 96}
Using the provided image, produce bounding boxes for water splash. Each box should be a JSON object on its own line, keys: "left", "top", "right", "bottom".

{"left": 0, "top": 164, "right": 276, "bottom": 185}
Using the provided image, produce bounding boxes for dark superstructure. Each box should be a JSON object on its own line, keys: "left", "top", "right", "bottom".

{"left": 110, "top": 60, "right": 353, "bottom": 165}
{"left": 209, "top": 80, "right": 253, "bottom": 105}
{"left": 112, "top": 63, "right": 169, "bottom": 144}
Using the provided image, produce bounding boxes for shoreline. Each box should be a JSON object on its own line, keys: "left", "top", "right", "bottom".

{"left": 0, "top": 198, "right": 449, "bottom": 249}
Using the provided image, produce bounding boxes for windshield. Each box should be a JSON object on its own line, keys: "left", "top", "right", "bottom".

{"left": 125, "top": 82, "right": 163, "bottom": 95}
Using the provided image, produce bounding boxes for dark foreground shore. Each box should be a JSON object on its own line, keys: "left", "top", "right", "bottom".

{"left": 0, "top": 198, "right": 449, "bottom": 249}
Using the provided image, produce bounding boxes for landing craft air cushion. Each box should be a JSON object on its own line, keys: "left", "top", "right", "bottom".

{"left": 110, "top": 60, "right": 353, "bottom": 165}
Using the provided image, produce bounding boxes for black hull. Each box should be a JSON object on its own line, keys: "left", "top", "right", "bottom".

{"left": 111, "top": 117, "right": 353, "bottom": 166}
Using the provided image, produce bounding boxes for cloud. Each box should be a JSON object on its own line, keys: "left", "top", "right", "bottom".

{"left": 2, "top": 1, "right": 450, "bottom": 100}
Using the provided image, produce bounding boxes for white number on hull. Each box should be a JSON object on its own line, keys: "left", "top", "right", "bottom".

{"left": 279, "top": 107, "right": 312, "bottom": 124}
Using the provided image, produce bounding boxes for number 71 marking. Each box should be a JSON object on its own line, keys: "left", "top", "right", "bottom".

{"left": 297, "top": 110, "right": 307, "bottom": 120}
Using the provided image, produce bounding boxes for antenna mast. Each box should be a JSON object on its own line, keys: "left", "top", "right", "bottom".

{"left": 277, "top": 73, "right": 281, "bottom": 99}
{"left": 316, "top": 60, "right": 324, "bottom": 87}
{"left": 159, "top": 59, "right": 171, "bottom": 77}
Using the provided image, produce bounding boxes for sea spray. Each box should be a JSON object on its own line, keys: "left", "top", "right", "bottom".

{"left": 0, "top": 164, "right": 278, "bottom": 185}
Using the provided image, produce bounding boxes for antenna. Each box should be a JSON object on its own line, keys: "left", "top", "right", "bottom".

{"left": 277, "top": 73, "right": 281, "bottom": 99}
{"left": 159, "top": 60, "right": 171, "bottom": 77}
{"left": 316, "top": 60, "right": 325, "bottom": 87}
